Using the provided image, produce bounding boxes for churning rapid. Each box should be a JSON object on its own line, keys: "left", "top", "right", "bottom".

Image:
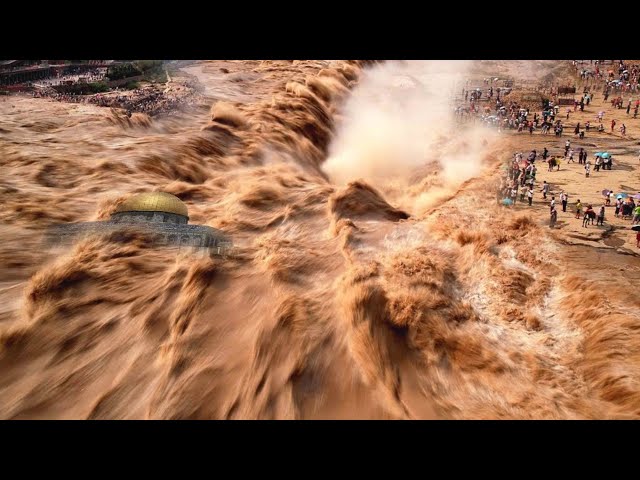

{"left": 1, "top": 60, "right": 639, "bottom": 419}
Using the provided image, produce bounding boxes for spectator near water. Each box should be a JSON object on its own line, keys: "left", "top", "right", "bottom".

{"left": 632, "top": 204, "right": 640, "bottom": 223}
{"left": 597, "top": 205, "right": 605, "bottom": 226}
{"left": 575, "top": 199, "right": 582, "bottom": 219}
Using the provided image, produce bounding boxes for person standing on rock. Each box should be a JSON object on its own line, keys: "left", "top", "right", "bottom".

{"left": 611, "top": 119, "right": 616, "bottom": 132}
{"left": 527, "top": 188, "right": 533, "bottom": 206}
{"left": 550, "top": 207, "right": 558, "bottom": 228}
{"left": 561, "top": 192, "right": 568, "bottom": 212}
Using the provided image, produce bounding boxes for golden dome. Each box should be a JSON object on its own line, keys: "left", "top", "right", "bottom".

{"left": 115, "top": 192, "right": 189, "bottom": 218}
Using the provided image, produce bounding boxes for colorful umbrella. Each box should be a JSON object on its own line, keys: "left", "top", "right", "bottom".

{"left": 633, "top": 194, "right": 640, "bottom": 200}
{"left": 602, "top": 189, "right": 612, "bottom": 196}
{"left": 617, "top": 193, "right": 628, "bottom": 199}
{"left": 601, "top": 152, "right": 611, "bottom": 158}
{"left": 502, "top": 198, "right": 513, "bottom": 206}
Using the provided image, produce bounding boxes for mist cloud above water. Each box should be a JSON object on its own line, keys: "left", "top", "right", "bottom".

{"left": 323, "top": 61, "right": 497, "bottom": 194}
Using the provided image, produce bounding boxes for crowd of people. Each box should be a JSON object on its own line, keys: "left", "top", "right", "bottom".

{"left": 86, "top": 86, "right": 200, "bottom": 116}
{"left": 497, "top": 135, "right": 639, "bottom": 242}
{"left": 462, "top": 61, "right": 639, "bottom": 139}
{"left": 30, "top": 82, "right": 201, "bottom": 117}
{"left": 43, "top": 68, "right": 106, "bottom": 86}
{"left": 573, "top": 60, "right": 639, "bottom": 94}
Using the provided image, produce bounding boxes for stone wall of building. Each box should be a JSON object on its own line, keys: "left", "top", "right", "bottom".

{"left": 46, "top": 220, "right": 232, "bottom": 255}
{"left": 110, "top": 211, "right": 188, "bottom": 225}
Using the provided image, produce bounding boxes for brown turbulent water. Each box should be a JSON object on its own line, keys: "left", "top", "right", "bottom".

{"left": 0, "top": 60, "right": 639, "bottom": 419}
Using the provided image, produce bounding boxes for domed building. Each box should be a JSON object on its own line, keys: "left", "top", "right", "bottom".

{"left": 111, "top": 192, "right": 190, "bottom": 224}
{"left": 48, "top": 192, "right": 231, "bottom": 254}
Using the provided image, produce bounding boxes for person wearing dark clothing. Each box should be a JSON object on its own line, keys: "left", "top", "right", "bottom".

{"left": 597, "top": 205, "right": 605, "bottom": 226}
{"left": 542, "top": 147, "right": 548, "bottom": 160}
